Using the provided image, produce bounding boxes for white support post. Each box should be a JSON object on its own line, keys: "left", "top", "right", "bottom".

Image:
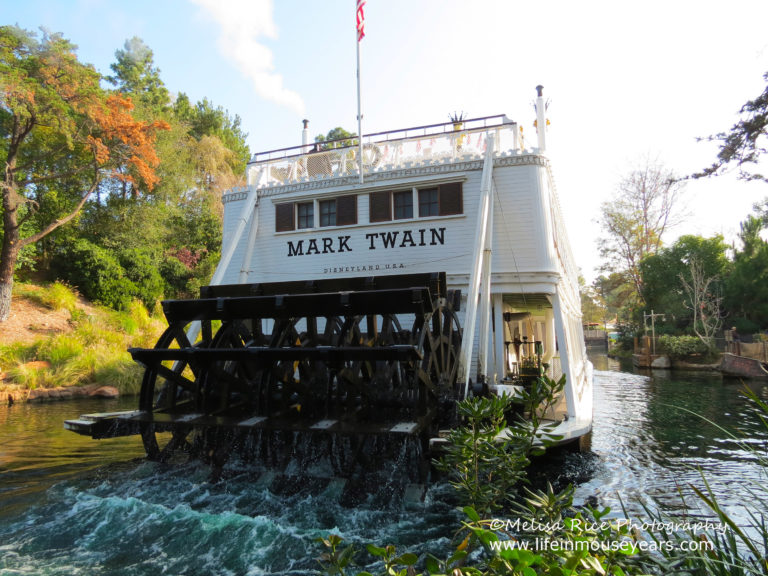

{"left": 185, "top": 187, "right": 259, "bottom": 345}
{"left": 238, "top": 198, "right": 261, "bottom": 283}
{"left": 477, "top": 186, "right": 495, "bottom": 383}
{"left": 550, "top": 291, "right": 575, "bottom": 418}
{"left": 461, "top": 133, "right": 495, "bottom": 397}
{"left": 493, "top": 294, "right": 506, "bottom": 381}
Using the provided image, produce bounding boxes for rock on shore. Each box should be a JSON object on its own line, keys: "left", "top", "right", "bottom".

{"left": 4, "top": 384, "right": 120, "bottom": 405}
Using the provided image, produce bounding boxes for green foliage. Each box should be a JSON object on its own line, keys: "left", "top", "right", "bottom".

{"left": 0, "top": 341, "right": 37, "bottom": 371}
{"left": 0, "top": 25, "right": 169, "bottom": 321}
{"left": 118, "top": 248, "right": 165, "bottom": 309}
{"left": 316, "top": 533, "right": 356, "bottom": 576}
{"left": 41, "top": 282, "right": 79, "bottom": 313}
{"left": 724, "top": 212, "right": 768, "bottom": 329}
{"left": 55, "top": 239, "right": 136, "bottom": 310}
{"left": 657, "top": 335, "right": 709, "bottom": 359}
{"left": 315, "top": 127, "right": 358, "bottom": 150}
{"left": 436, "top": 394, "right": 532, "bottom": 515}
{"left": 697, "top": 70, "right": 768, "bottom": 183}
{"left": 640, "top": 235, "right": 730, "bottom": 334}
{"left": 159, "top": 256, "right": 193, "bottom": 297}
{"left": 38, "top": 334, "right": 84, "bottom": 367}
{"left": 174, "top": 94, "right": 250, "bottom": 173}
{"left": 13, "top": 281, "right": 78, "bottom": 313}
{"left": 107, "top": 36, "right": 171, "bottom": 112}
{"left": 592, "top": 272, "right": 641, "bottom": 335}
{"left": 0, "top": 290, "right": 164, "bottom": 392}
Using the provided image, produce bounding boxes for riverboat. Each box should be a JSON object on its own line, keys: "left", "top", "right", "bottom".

{"left": 214, "top": 85, "right": 592, "bottom": 442}
{"left": 65, "top": 86, "right": 593, "bottom": 473}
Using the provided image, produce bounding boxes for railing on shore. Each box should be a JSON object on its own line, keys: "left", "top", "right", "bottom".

{"left": 247, "top": 115, "right": 522, "bottom": 188}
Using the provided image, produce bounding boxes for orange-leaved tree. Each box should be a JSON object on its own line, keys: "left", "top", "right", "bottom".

{"left": 0, "top": 26, "right": 169, "bottom": 321}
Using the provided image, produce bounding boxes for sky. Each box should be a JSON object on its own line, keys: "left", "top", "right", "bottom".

{"left": 4, "top": 0, "right": 768, "bottom": 281}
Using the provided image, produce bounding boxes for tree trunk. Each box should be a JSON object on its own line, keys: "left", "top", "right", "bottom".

{"left": 0, "top": 280, "right": 12, "bottom": 322}
{"left": 0, "top": 230, "right": 19, "bottom": 322}
{"left": 1, "top": 180, "right": 21, "bottom": 323}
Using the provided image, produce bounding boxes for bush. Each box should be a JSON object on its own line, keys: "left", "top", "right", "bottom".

{"left": 14, "top": 281, "right": 78, "bottom": 313}
{"left": 38, "top": 334, "right": 83, "bottom": 367}
{"left": 42, "top": 281, "right": 79, "bottom": 312}
{"left": 658, "top": 334, "right": 709, "bottom": 358}
{"left": 118, "top": 248, "right": 165, "bottom": 309}
{"left": 159, "top": 255, "right": 192, "bottom": 298}
{"left": 56, "top": 239, "right": 136, "bottom": 310}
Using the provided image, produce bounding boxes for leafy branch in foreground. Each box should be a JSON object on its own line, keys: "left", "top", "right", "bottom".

{"left": 695, "top": 70, "right": 768, "bottom": 183}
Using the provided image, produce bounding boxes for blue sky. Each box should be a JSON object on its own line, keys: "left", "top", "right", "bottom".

{"left": 4, "top": 0, "right": 768, "bottom": 279}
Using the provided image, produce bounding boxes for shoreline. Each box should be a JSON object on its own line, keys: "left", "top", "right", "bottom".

{"left": 2, "top": 383, "right": 120, "bottom": 405}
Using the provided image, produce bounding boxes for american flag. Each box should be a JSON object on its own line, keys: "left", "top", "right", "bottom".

{"left": 356, "top": 0, "right": 366, "bottom": 42}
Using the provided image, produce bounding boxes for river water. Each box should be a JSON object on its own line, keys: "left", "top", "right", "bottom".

{"left": 1, "top": 351, "right": 766, "bottom": 574}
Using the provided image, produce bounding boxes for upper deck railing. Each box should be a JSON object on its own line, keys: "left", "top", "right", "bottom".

{"left": 247, "top": 115, "right": 523, "bottom": 188}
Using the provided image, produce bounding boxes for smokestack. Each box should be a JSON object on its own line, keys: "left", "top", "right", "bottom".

{"left": 535, "top": 85, "right": 546, "bottom": 152}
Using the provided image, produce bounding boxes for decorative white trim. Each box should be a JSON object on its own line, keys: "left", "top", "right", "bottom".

{"left": 221, "top": 154, "right": 548, "bottom": 204}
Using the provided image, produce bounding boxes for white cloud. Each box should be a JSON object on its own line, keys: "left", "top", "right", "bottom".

{"left": 189, "top": 0, "right": 305, "bottom": 115}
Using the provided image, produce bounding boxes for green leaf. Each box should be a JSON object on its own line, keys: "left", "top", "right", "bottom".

{"left": 424, "top": 555, "right": 441, "bottom": 573}
{"left": 463, "top": 505, "right": 481, "bottom": 522}
{"left": 446, "top": 549, "right": 468, "bottom": 564}
{"left": 394, "top": 553, "right": 418, "bottom": 565}
{"left": 366, "top": 543, "right": 386, "bottom": 557}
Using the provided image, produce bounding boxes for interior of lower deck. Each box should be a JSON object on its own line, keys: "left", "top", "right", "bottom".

{"left": 486, "top": 291, "right": 571, "bottom": 423}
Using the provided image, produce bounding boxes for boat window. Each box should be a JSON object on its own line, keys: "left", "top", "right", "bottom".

{"left": 369, "top": 182, "right": 462, "bottom": 224}
{"left": 393, "top": 191, "right": 413, "bottom": 219}
{"left": 276, "top": 195, "right": 357, "bottom": 232}
{"left": 336, "top": 195, "right": 357, "bottom": 226}
{"left": 297, "top": 202, "right": 314, "bottom": 229}
{"left": 418, "top": 188, "right": 439, "bottom": 217}
{"left": 319, "top": 199, "right": 336, "bottom": 227}
{"left": 275, "top": 202, "right": 295, "bottom": 232}
{"left": 437, "top": 182, "right": 463, "bottom": 215}
{"left": 370, "top": 191, "right": 392, "bottom": 222}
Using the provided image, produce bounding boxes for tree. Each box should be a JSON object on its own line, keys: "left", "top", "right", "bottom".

{"left": 592, "top": 272, "right": 638, "bottom": 333}
{"left": 724, "top": 211, "right": 768, "bottom": 331}
{"left": 0, "top": 26, "right": 168, "bottom": 320}
{"left": 596, "top": 160, "right": 687, "bottom": 300}
{"left": 639, "top": 235, "right": 730, "bottom": 334}
{"left": 579, "top": 276, "right": 607, "bottom": 328}
{"left": 174, "top": 94, "right": 250, "bottom": 175}
{"left": 315, "top": 126, "right": 356, "bottom": 149}
{"left": 107, "top": 36, "right": 170, "bottom": 112}
{"left": 697, "top": 71, "right": 768, "bottom": 182}
{"left": 679, "top": 257, "right": 723, "bottom": 350}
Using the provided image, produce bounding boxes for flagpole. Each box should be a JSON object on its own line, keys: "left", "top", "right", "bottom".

{"left": 355, "top": 5, "right": 363, "bottom": 184}
{"left": 356, "top": 0, "right": 364, "bottom": 184}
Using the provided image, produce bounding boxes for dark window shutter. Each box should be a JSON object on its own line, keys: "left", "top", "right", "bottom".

{"left": 369, "top": 191, "right": 391, "bottom": 222}
{"left": 439, "top": 182, "right": 463, "bottom": 215}
{"left": 275, "top": 203, "right": 295, "bottom": 231}
{"left": 336, "top": 195, "right": 358, "bottom": 225}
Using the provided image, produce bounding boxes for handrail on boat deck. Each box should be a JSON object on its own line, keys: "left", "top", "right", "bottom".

{"left": 246, "top": 115, "right": 522, "bottom": 188}
{"left": 249, "top": 114, "right": 516, "bottom": 163}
